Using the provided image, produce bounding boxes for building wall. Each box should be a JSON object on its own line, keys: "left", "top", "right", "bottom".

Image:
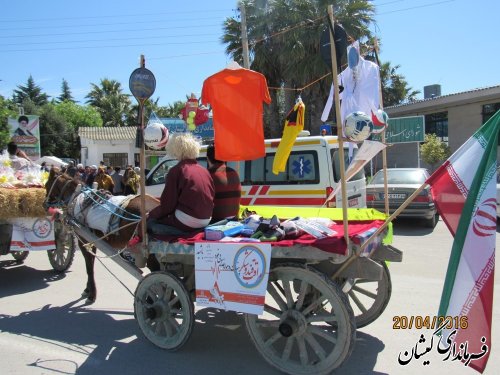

{"left": 80, "top": 138, "right": 138, "bottom": 167}
{"left": 383, "top": 86, "right": 500, "bottom": 173}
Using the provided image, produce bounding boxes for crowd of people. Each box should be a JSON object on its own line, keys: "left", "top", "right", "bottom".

{"left": 57, "top": 162, "right": 142, "bottom": 195}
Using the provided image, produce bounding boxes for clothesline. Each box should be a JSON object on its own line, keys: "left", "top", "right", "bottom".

{"left": 268, "top": 72, "right": 331, "bottom": 92}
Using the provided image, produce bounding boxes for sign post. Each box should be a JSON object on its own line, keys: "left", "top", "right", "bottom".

{"left": 129, "top": 55, "right": 156, "bottom": 251}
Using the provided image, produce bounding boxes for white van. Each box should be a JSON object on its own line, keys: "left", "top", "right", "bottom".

{"left": 145, "top": 135, "right": 366, "bottom": 208}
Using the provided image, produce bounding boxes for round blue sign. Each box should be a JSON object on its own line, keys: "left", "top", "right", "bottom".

{"left": 129, "top": 67, "right": 156, "bottom": 102}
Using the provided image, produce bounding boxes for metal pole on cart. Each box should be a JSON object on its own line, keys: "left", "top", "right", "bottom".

{"left": 327, "top": 5, "right": 350, "bottom": 248}
{"left": 129, "top": 56, "right": 156, "bottom": 255}
{"left": 373, "top": 39, "right": 390, "bottom": 216}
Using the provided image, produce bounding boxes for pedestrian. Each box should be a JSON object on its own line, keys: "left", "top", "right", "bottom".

{"left": 206, "top": 143, "right": 241, "bottom": 223}
{"left": 122, "top": 167, "right": 140, "bottom": 195}
{"left": 111, "top": 166, "right": 124, "bottom": 195}
{"left": 94, "top": 167, "right": 115, "bottom": 192}
{"left": 86, "top": 165, "right": 97, "bottom": 187}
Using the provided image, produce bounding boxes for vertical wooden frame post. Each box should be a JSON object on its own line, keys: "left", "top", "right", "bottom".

{"left": 327, "top": 5, "right": 349, "bottom": 248}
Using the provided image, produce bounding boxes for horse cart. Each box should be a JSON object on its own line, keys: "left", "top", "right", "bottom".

{"left": 51, "top": 176, "right": 401, "bottom": 375}
{"left": 0, "top": 187, "right": 76, "bottom": 272}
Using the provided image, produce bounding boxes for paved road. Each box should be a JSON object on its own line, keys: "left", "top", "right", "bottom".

{"left": 0, "top": 218, "right": 498, "bottom": 375}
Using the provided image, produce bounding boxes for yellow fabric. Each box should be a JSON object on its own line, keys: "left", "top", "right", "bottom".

{"left": 239, "top": 204, "right": 393, "bottom": 244}
{"left": 272, "top": 101, "right": 305, "bottom": 175}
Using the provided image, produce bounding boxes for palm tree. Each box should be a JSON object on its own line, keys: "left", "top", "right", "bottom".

{"left": 222, "top": 0, "right": 376, "bottom": 136}
{"left": 86, "top": 78, "right": 132, "bottom": 127}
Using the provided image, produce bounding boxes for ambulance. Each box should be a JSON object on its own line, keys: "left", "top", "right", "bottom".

{"left": 145, "top": 134, "right": 367, "bottom": 208}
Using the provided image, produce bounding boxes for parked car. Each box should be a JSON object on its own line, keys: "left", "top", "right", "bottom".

{"left": 366, "top": 168, "right": 439, "bottom": 228}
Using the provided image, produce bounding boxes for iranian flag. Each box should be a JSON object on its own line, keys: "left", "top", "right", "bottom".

{"left": 426, "top": 111, "right": 499, "bottom": 373}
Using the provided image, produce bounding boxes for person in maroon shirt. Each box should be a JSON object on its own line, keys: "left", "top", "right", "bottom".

{"left": 206, "top": 143, "right": 241, "bottom": 223}
{"left": 147, "top": 133, "right": 215, "bottom": 236}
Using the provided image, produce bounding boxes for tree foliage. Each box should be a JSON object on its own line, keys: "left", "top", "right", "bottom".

{"left": 86, "top": 78, "right": 132, "bottom": 126}
{"left": 12, "top": 75, "right": 50, "bottom": 107}
{"left": 420, "top": 133, "right": 450, "bottom": 171}
{"left": 53, "top": 101, "right": 102, "bottom": 129}
{"left": 0, "top": 95, "right": 17, "bottom": 151}
{"left": 379, "top": 61, "right": 420, "bottom": 106}
{"left": 57, "top": 78, "right": 75, "bottom": 103}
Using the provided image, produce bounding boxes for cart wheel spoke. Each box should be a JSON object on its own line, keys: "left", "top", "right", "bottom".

{"left": 351, "top": 285, "right": 377, "bottom": 299}
{"left": 348, "top": 290, "right": 368, "bottom": 313}
{"left": 264, "top": 332, "right": 282, "bottom": 348}
{"left": 297, "top": 336, "right": 308, "bottom": 366}
{"left": 283, "top": 280, "right": 294, "bottom": 309}
{"left": 267, "top": 282, "right": 288, "bottom": 312}
{"left": 294, "top": 280, "right": 310, "bottom": 311}
{"left": 47, "top": 221, "right": 76, "bottom": 272}
{"left": 245, "top": 264, "right": 355, "bottom": 375}
{"left": 301, "top": 294, "right": 326, "bottom": 316}
{"left": 304, "top": 332, "right": 327, "bottom": 360}
{"left": 308, "top": 326, "right": 338, "bottom": 344}
{"left": 281, "top": 337, "right": 294, "bottom": 361}
{"left": 264, "top": 304, "right": 283, "bottom": 318}
{"left": 135, "top": 271, "right": 194, "bottom": 351}
{"left": 345, "top": 261, "right": 393, "bottom": 328}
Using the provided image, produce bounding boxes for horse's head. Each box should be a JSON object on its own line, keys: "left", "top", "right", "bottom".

{"left": 44, "top": 167, "right": 81, "bottom": 209}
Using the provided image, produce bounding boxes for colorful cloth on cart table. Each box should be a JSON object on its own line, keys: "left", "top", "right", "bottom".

{"left": 150, "top": 219, "right": 386, "bottom": 256}
{"left": 201, "top": 68, "right": 271, "bottom": 161}
{"left": 272, "top": 100, "right": 306, "bottom": 175}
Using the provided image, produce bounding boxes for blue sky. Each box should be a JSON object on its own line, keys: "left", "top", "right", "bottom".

{"left": 0, "top": 0, "right": 498, "bottom": 107}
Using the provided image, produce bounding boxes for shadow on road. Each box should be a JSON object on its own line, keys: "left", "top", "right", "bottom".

{"left": 391, "top": 218, "right": 437, "bottom": 237}
{"left": 0, "top": 303, "right": 388, "bottom": 375}
{"left": 0, "top": 260, "right": 66, "bottom": 298}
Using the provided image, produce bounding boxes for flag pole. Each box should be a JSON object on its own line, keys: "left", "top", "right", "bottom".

{"left": 331, "top": 182, "right": 429, "bottom": 279}
{"left": 327, "top": 5, "right": 350, "bottom": 249}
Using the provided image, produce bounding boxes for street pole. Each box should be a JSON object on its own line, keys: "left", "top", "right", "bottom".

{"left": 239, "top": 2, "right": 250, "bottom": 69}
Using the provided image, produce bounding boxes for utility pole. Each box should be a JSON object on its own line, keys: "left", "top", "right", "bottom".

{"left": 239, "top": 2, "right": 250, "bottom": 69}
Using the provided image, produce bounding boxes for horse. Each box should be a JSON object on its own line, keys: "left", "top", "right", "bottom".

{"left": 44, "top": 168, "right": 160, "bottom": 303}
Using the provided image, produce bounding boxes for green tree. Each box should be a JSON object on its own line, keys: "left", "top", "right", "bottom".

{"left": 0, "top": 95, "right": 17, "bottom": 150}
{"left": 12, "top": 75, "right": 50, "bottom": 106}
{"left": 420, "top": 133, "right": 450, "bottom": 172}
{"left": 53, "top": 101, "right": 102, "bottom": 128}
{"left": 57, "top": 78, "right": 75, "bottom": 103}
{"left": 379, "top": 61, "right": 420, "bottom": 106}
{"left": 37, "top": 104, "right": 73, "bottom": 158}
{"left": 86, "top": 78, "right": 132, "bottom": 127}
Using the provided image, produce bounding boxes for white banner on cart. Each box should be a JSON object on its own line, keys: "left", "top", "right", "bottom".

{"left": 8, "top": 217, "right": 55, "bottom": 251}
{"left": 195, "top": 242, "right": 272, "bottom": 315}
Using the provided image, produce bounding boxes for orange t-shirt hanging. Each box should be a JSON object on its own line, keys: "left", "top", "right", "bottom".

{"left": 202, "top": 68, "right": 271, "bottom": 161}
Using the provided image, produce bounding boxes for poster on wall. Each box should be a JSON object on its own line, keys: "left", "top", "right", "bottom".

{"left": 8, "top": 115, "right": 41, "bottom": 161}
{"left": 195, "top": 242, "right": 272, "bottom": 315}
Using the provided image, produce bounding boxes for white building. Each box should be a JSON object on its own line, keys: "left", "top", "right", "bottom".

{"left": 78, "top": 126, "right": 139, "bottom": 168}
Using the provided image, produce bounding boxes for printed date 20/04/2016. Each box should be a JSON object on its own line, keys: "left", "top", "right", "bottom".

{"left": 393, "top": 315, "right": 468, "bottom": 330}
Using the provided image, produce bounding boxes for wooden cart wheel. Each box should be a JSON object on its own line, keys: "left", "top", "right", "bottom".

{"left": 245, "top": 263, "right": 356, "bottom": 375}
{"left": 134, "top": 271, "right": 194, "bottom": 351}
{"left": 343, "top": 260, "right": 392, "bottom": 328}
{"left": 47, "top": 220, "right": 77, "bottom": 272}
{"left": 11, "top": 251, "right": 29, "bottom": 262}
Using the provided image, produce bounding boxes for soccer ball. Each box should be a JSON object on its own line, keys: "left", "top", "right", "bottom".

{"left": 371, "top": 109, "right": 389, "bottom": 134}
{"left": 144, "top": 121, "right": 169, "bottom": 150}
{"left": 343, "top": 111, "right": 373, "bottom": 142}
